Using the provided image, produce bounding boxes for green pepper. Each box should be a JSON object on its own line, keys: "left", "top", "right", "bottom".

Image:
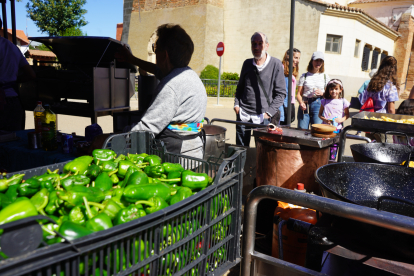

{"left": 0, "top": 197, "right": 38, "bottom": 225}
{"left": 162, "top": 163, "right": 184, "bottom": 173}
{"left": 0, "top": 193, "right": 12, "bottom": 209}
{"left": 40, "top": 180, "right": 55, "bottom": 192}
{"left": 61, "top": 175, "right": 91, "bottom": 190}
{"left": 121, "top": 166, "right": 140, "bottom": 188}
{"left": 127, "top": 153, "right": 148, "bottom": 164}
{"left": 123, "top": 183, "right": 173, "bottom": 202}
{"left": 18, "top": 178, "right": 40, "bottom": 196}
{"left": 165, "top": 171, "right": 181, "bottom": 185}
{"left": 99, "top": 160, "right": 118, "bottom": 173}
{"left": 136, "top": 196, "right": 169, "bottom": 214}
{"left": 30, "top": 188, "right": 49, "bottom": 215}
{"left": 58, "top": 221, "right": 95, "bottom": 241}
{"left": 63, "top": 156, "right": 94, "bottom": 175}
{"left": 181, "top": 170, "right": 210, "bottom": 190}
{"left": 144, "top": 165, "right": 165, "bottom": 178}
{"left": 5, "top": 184, "right": 19, "bottom": 202}
{"left": 0, "top": 174, "right": 24, "bottom": 192}
{"left": 94, "top": 172, "right": 113, "bottom": 192}
{"left": 113, "top": 203, "right": 146, "bottom": 225}
{"left": 110, "top": 173, "right": 119, "bottom": 184}
{"left": 83, "top": 197, "right": 113, "bottom": 231}
{"left": 84, "top": 164, "right": 101, "bottom": 179}
{"left": 46, "top": 190, "right": 64, "bottom": 215}
{"left": 57, "top": 186, "right": 105, "bottom": 206}
{"left": 118, "top": 160, "right": 140, "bottom": 177}
{"left": 169, "top": 187, "right": 192, "bottom": 205}
{"left": 111, "top": 188, "right": 128, "bottom": 208}
{"left": 87, "top": 199, "right": 122, "bottom": 220}
{"left": 113, "top": 154, "right": 126, "bottom": 163}
{"left": 35, "top": 173, "right": 59, "bottom": 184}
{"left": 69, "top": 204, "right": 97, "bottom": 226}
{"left": 143, "top": 155, "right": 162, "bottom": 166}
{"left": 126, "top": 171, "right": 149, "bottom": 186}
{"left": 92, "top": 149, "right": 116, "bottom": 162}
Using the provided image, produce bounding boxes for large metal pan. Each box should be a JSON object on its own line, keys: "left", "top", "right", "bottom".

{"left": 350, "top": 131, "right": 412, "bottom": 165}
{"left": 315, "top": 162, "right": 414, "bottom": 217}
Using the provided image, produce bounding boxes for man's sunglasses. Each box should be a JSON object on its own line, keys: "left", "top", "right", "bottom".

{"left": 152, "top": 43, "right": 156, "bottom": 53}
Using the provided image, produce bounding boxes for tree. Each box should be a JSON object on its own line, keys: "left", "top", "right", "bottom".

{"left": 26, "top": 0, "right": 87, "bottom": 36}
{"left": 59, "top": 26, "right": 87, "bottom": 36}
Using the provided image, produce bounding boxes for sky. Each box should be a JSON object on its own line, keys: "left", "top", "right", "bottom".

{"left": 2, "top": 0, "right": 123, "bottom": 39}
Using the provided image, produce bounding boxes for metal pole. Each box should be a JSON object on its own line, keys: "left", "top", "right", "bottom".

{"left": 10, "top": 0, "right": 16, "bottom": 45}
{"left": 217, "top": 55, "right": 222, "bottom": 105}
{"left": 286, "top": 0, "right": 295, "bottom": 126}
{"left": 240, "top": 185, "right": 414, "bottom": 276}
{"left": 1, "top": 0, "right": 8, "bottom": 40}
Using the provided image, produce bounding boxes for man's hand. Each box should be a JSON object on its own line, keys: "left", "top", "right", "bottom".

{"left": 299, "top": 102, "right": 307, "bottom": 111}
{"left": 115, "top": 45, "right": 134, "bottom": 63}
{"left": 264, "top": 113, "right": 270, "bottom": 119}
{"left": 234, "top": 106, "right": 240, "bottom": 115}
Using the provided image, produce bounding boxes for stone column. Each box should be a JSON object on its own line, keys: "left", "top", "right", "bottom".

{"left": 121, "top": 0, "right": 134, "bottom": 44}
{"left": 394, "top": 11, "right": 414, "bottom": 96}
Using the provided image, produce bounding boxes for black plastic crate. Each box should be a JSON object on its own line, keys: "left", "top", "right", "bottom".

{"left": 0, "top": 131, "right": 246, "bottom": 276}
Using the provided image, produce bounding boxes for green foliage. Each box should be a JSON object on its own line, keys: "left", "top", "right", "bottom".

{"left": 29, "top": 44, "right": 52, "bottom": 51}
{"left": 204, "top": 83, "right": 237, "bottom": 97}
{"left": 59, "top": 26, "right": 87, "bottom": 36}
{"left": 221, "top": 72, "right": 239, "bottom": 80}
{"left": 200, "top": 65, "right": 219, "bottom": 80}
{"left": 26, "top": 0, "right": 88, "bottom": 36}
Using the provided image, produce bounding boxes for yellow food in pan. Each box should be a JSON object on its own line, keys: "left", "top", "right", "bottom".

{"left": 364, "top": 115, "right": 414, "bottom": 124}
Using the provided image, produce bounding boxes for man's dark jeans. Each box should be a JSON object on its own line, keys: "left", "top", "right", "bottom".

{"left": 235, "top": 114, "right": 270, "bottom": 146}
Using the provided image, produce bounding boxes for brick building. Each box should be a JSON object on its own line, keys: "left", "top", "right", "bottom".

{"left": 122, "top": 0, "right": 413, "bottom": 98}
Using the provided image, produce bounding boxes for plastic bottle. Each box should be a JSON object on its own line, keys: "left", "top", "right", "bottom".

{"left": 41, "top": 104, "right": 58, "bottom": 151}
{"left": 272, "top": 183, "right": 317, "bottom": 266}
{"left": 33, "top": 101, "right": 45, "bottom": 133}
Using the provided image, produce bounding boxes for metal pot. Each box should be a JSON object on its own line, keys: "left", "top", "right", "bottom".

{"left": 202, "top": 125, "right": 227, "bottom": 161}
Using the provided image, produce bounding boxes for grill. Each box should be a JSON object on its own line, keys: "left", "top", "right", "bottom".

{"left": 20, "top": 36, "right": 137, "bottom": 124}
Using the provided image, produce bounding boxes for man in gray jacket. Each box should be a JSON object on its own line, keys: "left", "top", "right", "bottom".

{"left": 234, "top": 32, "right": 286, "bottom": 146}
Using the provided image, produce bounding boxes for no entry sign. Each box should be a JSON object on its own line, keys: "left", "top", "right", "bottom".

{"left": 216, "top": 42, "right": 224, "bottom": 56}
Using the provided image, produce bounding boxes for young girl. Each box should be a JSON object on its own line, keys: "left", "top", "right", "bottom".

{"left": 318, "top": 79, "right": 350, "bottom": 160}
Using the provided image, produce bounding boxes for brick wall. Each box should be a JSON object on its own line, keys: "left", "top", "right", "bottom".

{"left": 394, "top": 12, "right": 414, "bottom": 96}
{"left": 133, "top": 0, "right": 223, "bottom": 12}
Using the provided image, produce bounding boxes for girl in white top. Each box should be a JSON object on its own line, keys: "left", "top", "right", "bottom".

{"left": 296, "top": 51, "right": 330, "bottom": 129}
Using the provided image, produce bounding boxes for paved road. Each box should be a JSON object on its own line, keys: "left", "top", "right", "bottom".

{"left": 24, "top": 97, "right": 407, "bottom": 158}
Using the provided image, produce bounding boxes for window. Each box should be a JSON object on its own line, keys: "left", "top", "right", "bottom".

{"left": 354, "top": 40, "right": 360, "bottom": 57}
{"left": 381, "top": 51, "right": 388, "bottom": 62}
{"left": 325, "top": 35, "right": 342, "bottom": 54}
{"left": 371, "top": 49, "right": 380, "bottom": 69}
{"left": 361, "top": 45, "right": 371, "bottom": 71}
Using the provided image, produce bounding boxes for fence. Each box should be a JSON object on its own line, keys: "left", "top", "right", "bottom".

{"left": 201, "top": 79, "right": 238, "bottom": 98}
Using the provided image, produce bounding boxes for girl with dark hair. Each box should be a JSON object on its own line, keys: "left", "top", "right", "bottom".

{"left": 318, "top": 79, "right": 350, "bottom": 160}
{"left": 279, "top": 48, "right": 301, "bottom": 125}
{"left": 359, "top": 56, "right": 399, "bottom": 114}
{"left": 318, "top": 79, "right": 350, "bottom": 129}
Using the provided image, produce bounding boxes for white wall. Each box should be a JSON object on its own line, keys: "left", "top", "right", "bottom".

{"left": 348, "top": 1, "right": 414, "bottom": 30}
{"left": 317, "top": 14, "right": 395, "bottom": 96}
{"left": 223, "top": 0, "right": 326, "bottom": 76}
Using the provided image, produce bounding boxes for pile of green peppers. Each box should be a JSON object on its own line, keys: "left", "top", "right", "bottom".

{"left": 0, "top": 149, "right": 231, "bottom": 275}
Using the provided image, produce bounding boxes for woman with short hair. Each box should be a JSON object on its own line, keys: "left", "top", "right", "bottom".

{"left": 115, "top": 24, "right": 207, "bottom": 159}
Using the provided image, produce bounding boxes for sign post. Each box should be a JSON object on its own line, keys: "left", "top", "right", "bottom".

{"left": 216, "top": 42, "right": 225, "bottom": 105}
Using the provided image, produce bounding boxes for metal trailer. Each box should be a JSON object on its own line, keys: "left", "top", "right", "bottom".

{"left": 240, "top": 185, "right": 414, "bottom": 276}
